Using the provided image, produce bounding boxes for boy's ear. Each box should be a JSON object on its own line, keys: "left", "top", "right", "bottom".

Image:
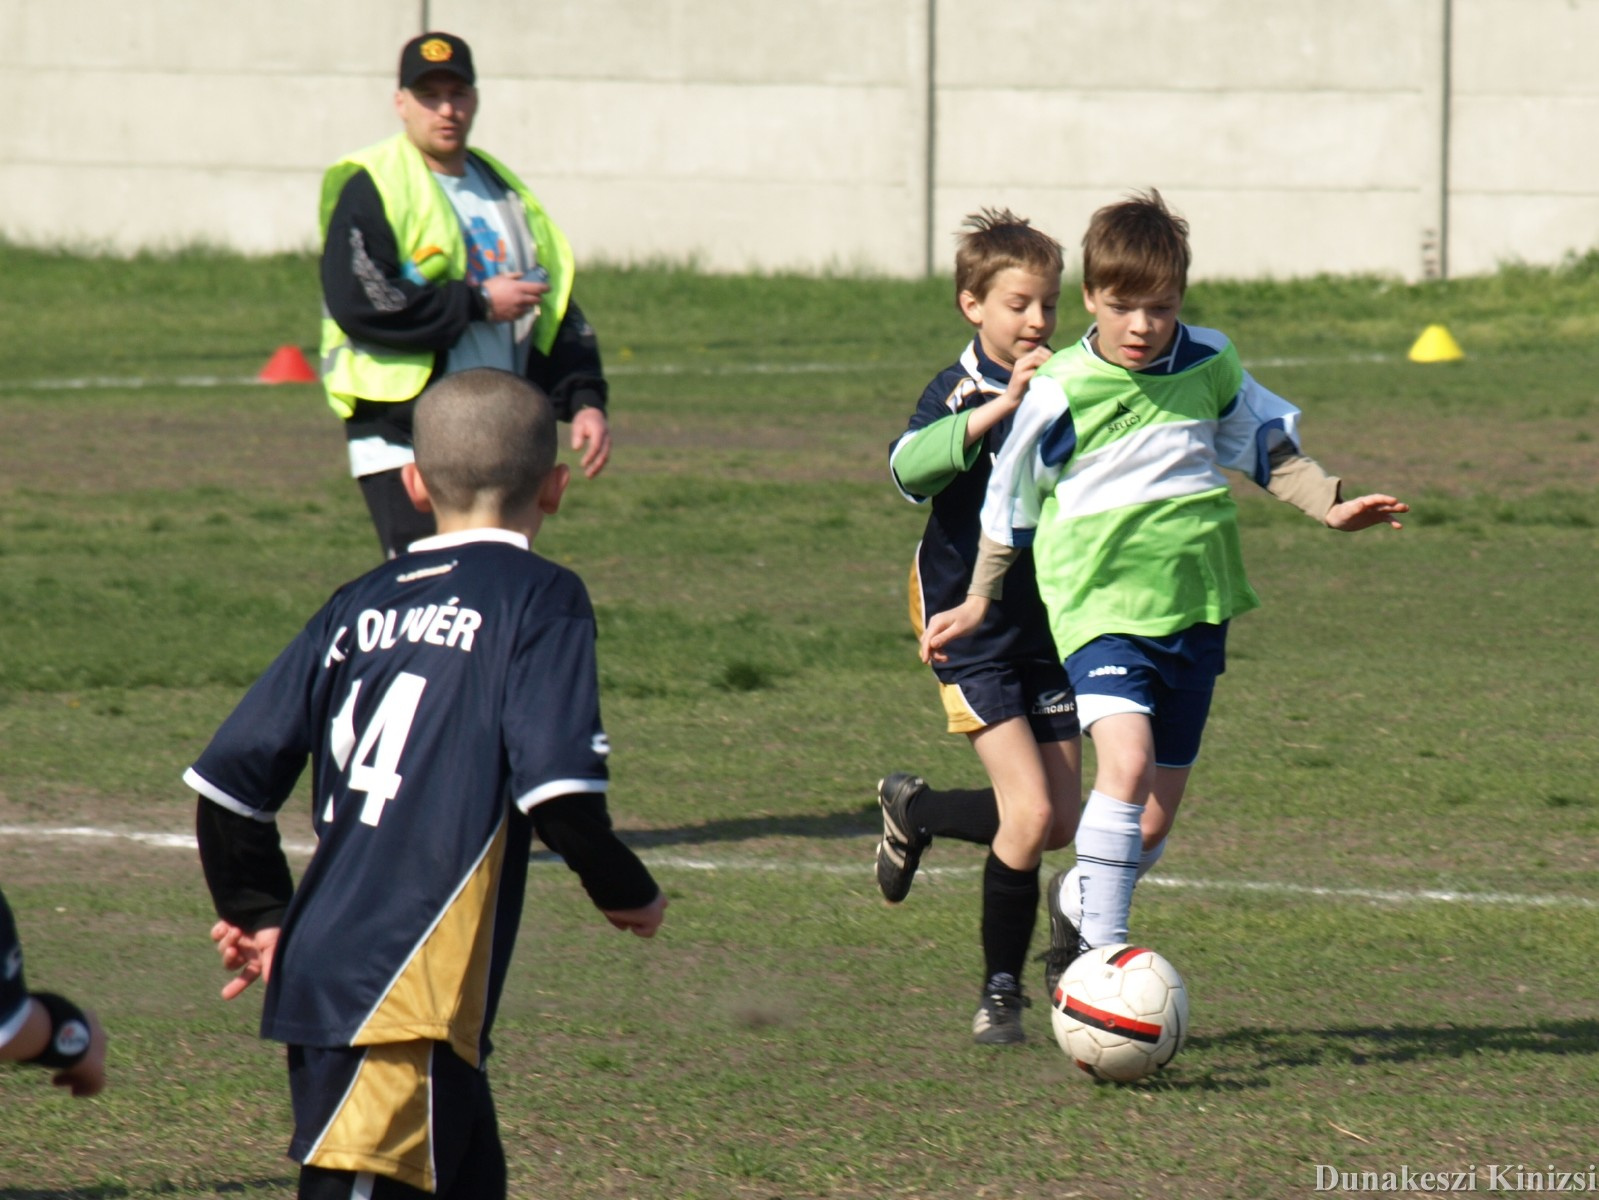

{"left": 400, "top": 462, "right": 434, "bottom": 514}
{"left": 537, "top": 463, "right": 571, "bottom": 515}
{"left": 1081, "top": 284, "right": 1098, "bottom": 315}
{"left": 956, "top": 289, "right": 983, "bottom": 326}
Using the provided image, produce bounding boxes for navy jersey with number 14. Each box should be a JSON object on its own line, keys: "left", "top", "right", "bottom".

{"left": 184, "top": 528, "right": 608, "bottom": 1066}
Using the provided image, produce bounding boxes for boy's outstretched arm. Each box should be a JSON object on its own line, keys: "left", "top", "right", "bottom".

{"left": 1325, "top": 493, "right": 1408, "bottom": 531}
{"left": 1260, "top": 448, "right": 1406, "bottom": 531}
{"left": 531, "top": 793, "right": 666, "bottom": 937}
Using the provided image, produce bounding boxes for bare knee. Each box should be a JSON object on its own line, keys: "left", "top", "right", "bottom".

{"left": 999, "top": 797, "right": 1053, "bottom": 846}
{"left": 1091, "top": 755, "right": 1156, "bottom": 804}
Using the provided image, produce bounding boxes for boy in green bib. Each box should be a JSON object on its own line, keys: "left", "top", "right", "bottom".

{"left": 921, "top": 190, "right": 1407, "bottom": 997}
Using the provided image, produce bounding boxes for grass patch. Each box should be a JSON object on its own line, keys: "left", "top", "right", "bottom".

{"left": 0, "top": 252, "right": 1595, "bottom": 1197}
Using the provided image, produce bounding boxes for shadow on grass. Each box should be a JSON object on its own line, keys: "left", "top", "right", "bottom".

{"left": 0, "top": 1179, "right": 293, "bottom": 1200}
{"left": 1152, "top": 1019, "right": 1599, "bottom": 1092}
{"left": 611, "top": 804, "right": 879, "bottom": 850}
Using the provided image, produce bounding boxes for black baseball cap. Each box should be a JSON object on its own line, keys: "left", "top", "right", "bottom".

{"left": 398, "top": 32, "right": 475, "bottom": 89}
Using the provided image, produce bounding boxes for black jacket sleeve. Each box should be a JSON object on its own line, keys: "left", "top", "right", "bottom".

{"left": 529, "top": 793, "right": 658, "bottom": 911}
{"left": 528, "top": 299, "right": 608, "bottom": 420}
{"left": 195, "top": 801, "right": 295, "bottom": 932}
{"left": 320, "top": 169, "right": 484, "bottom": 353}
{"left": 324, "top": 164, "right": 607, "bottom": 420}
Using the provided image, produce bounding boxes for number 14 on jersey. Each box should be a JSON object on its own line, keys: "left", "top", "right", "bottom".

{"left": 326, "top": 672, "right": 429, "bottom": 827}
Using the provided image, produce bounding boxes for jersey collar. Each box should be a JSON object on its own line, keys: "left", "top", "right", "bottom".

{"left": 406, "top": 527, "right": 530, "bottom": 554}
{"left": 1081, "top": 322, "right": 1188, "bottom": 375}
{"left": 960, "top": 338, "right": 1013, "bottom": 393}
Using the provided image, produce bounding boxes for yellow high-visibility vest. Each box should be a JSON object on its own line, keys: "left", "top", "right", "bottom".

{"left": 317, "top": 133, "right": 574, "bottom": 418}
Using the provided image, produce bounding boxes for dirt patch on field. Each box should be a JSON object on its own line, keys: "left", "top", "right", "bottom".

{"left": 1304, "top": 412, "right": 1596, "bottom": 498}
{"left": 0, "top": 391, "right": 346, "bottom": 497}
{"left": 4, "top": 385, "right": 1591, "bottom": 500}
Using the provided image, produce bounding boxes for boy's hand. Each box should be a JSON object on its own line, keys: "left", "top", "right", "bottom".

{"left": 51, "top": 1011, "right": 107, "bottom": 1098}
{"left": 1326, "top": 493, "right": 1408, "bottom": 531}
{"left": 920, "top": 596, "right": 992, "bottom": 664}
{"left": 211, "top": 919, "right": 280, "bottom": 1000}
{"left": 1004, "top": 344, "right": 1054, "bottom": 403}
{"left": 965, "top": 346, "right": 1054, "bottom": 448}
{"left": 602, "top": 892, "right": 667, "bottom": 938}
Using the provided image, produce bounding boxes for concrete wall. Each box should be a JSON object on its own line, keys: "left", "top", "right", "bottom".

{"left": 1448, "top": 0, "right": 1599, "bottom": 277}
{"left": 932, "top": 0, "right": 1451, "bottom": 281}
{"left": 455, "top": 0, "right": 934, "bottom": 276}
{"left": 2, "top": 0, "right": 1596, "bottom": 281}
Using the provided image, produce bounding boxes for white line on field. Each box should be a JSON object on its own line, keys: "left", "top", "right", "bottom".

{"left": 0, "top": 353, "right": 1396, "bottom": 393}
{"left": 1246, "top": 353, "right": 1395, "bottom": 369}
{"left": 3, "top": 374, "right": 260, "bottom": 391}
{"left": 2, "top": 824, "right": 1592, "bottom": 912}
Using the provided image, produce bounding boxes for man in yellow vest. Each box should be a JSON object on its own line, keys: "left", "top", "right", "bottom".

{"left": 320, "top": 31, "right": 611, "bottom": 558}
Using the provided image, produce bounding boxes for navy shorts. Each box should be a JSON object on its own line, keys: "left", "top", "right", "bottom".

{"left": 1065, "top": 623, "right": 1228, "bottom": 769}
{"left": 933, "top": 655, "right": 1080, "bottom": 742}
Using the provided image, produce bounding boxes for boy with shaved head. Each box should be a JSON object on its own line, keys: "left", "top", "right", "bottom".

{"left": 186, "top": 368, "right": 665, "bottom": 1200}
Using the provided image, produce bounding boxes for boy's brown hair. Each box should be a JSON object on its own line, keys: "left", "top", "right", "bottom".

{"left": 414, "top": 368, "right": 557, "bottom": 515}
{"left": 954, "top": 208, "right": 1064, "bottom": 305}
{"left": 1081, "top": 188, "right": 1190, "bottom": 297}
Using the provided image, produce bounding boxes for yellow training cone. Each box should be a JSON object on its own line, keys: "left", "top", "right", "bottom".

{"left": 1408, "top": 324, "right": 1465, "bottom": 363}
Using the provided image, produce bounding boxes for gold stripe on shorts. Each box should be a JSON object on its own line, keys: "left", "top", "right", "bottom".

{"left": 304, "top": 1041, "right": 435, "bottom": 1192}
{"left": 938, "top": 681, "right": 986, "bottom": 735}
{"left": 907, "top": 554, "right": 926, "bottom": 639}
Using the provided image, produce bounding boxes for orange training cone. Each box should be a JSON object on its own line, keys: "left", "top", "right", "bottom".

{"left": 258, "top": 345, "right": 319, "bottom": 383}
{"left": 1407, "top": 324, "right": 1464, "bottom": 363}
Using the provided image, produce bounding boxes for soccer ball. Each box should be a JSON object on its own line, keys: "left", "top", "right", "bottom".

{"left": 1050, "top": 944, "right": 1188, "bottom": 1082}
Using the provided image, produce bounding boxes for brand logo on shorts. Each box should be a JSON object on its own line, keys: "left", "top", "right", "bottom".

{"left": 1086, "top": 665, "right": 1128, "bottom": 678}
{"left": 1031, "top": 689, "right": 1077, "bottom": 716}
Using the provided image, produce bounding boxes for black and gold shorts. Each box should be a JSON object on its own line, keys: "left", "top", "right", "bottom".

{"left": 287, "top": 1040, "right": 504, "bottom": 1198}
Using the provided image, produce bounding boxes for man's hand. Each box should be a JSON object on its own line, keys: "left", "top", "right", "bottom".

{"left": 481, "top": 272, "right": 550, "bottom": 323}
{"left": 1326, "top": 493, "right": 1408, "bottom": 531}
{"left": 570, "top": 407, "right": 611, "bottom": 478}
{"left": 919, "top": 595, "right": 992, "bottom": 664}
{"left": 211, "top": 920, "right": 280, "bottom": 1001}
{"left": 601, "top": 892, "right": 667, "bottom": 938}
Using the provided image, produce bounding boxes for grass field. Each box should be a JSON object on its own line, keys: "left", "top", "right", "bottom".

{"left": 0, "top": 245, "right": 1596, "bottom": 1198}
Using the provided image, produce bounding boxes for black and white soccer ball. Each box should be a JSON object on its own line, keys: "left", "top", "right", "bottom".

{"left": 1050, "top": 943, "right": 1188, "bottom": 1082}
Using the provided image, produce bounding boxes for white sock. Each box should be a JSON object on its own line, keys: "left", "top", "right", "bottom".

{"left": 1058, "top": 838, "right": 1165, "bottom": 927}
{"left": 1067, "top": 790, "right": 1144, "bottom": 949}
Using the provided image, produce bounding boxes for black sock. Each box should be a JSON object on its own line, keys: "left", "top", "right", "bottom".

{"left": 911, "top": 786, "right": 1000, "bottom": 844}
{"left": 980, "top": 851, "right": 1039, "bottom": 989}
